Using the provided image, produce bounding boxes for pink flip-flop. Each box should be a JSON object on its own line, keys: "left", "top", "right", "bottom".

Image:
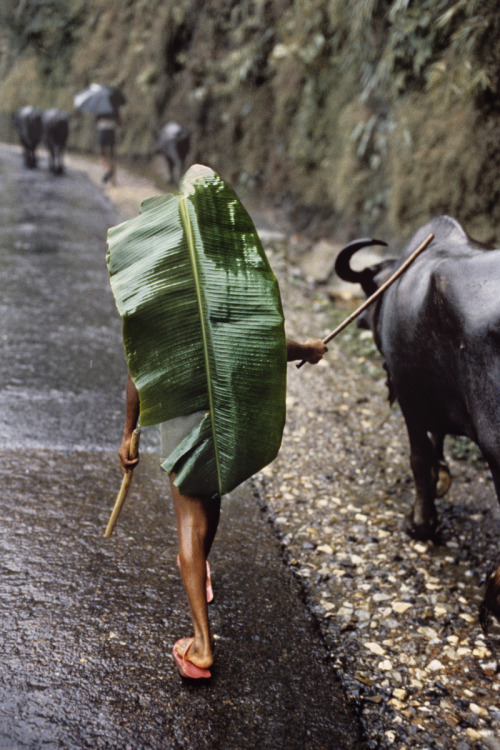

{"left": 173, "top": 638, "right": 211, "bottom": 679}
{"left": 176, "top": 555, "right": 214, "bottom": 604}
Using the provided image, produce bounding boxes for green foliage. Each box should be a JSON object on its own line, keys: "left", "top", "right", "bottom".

{"left": 340, "top": 0, "right": 498, "bottom": 106}
{"left": 107, "top": 164, "right": 287, "bottom": 500}
{"left": 0, "top": 0, "right": 85, "bottom": 77}
{"left": 448, "top": 436, "right": 484, "bottom": 465}
{"left": 319, "top": 0, "right": 500, "bottom": 237}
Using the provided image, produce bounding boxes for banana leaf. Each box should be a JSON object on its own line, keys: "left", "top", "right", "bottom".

{"left": 106, "top": 164, "right": 287, "bottom": 500}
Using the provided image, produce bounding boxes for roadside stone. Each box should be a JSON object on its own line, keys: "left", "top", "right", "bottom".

{"left": 426, "top": 659, "right": 445, "bottom": 671}
{"left": 465, "top": 728, "right": 482, "bottom": 741}
{"left": 389, "top": 698, "right": 405, "bottom": 710}
{"left": 434, "top": 605, "right": 448, "bottom": 617}
{"left": 317, "top": 543, "right": 334, "bottom": 555}
{"left": 393, "top": 688, "right": 407, "bottom": 701}
{"left": 469, "top": 703, "right": 489, "bottom": 717}
{"left": 364, "top": 642, "right": 386, "bottom": 656}
{"left": 378, "top": 660, "right": 393, "bottom": 671}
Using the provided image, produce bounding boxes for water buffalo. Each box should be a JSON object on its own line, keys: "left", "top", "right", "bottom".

{"left": 335, "top": 215, "right": 500, "bottom": 630}
{"left": 43, "top": 108, "right": 69, "bottom": 175}
{"left": 156, "top": 122, "right": 190, "bottom": 183}
{"left": 14, "top": 105, "right": 43, "bottom": 168}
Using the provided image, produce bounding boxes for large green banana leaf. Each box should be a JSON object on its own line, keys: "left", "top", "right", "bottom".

{"left": 106, "top": 164, "right": 287, "bottom": 500}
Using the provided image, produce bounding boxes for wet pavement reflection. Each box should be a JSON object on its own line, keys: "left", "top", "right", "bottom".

{"left": 0, "top": 145, "right": 363, "bottom": 748}
{"left": 0, "top": 145, "right": 127, "bottom": 451}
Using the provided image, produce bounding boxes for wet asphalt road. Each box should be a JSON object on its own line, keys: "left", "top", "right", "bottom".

{"left": 0, "top": 145, "right": 364, "bottom": 749}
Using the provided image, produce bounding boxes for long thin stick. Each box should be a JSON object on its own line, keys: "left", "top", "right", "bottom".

{"left": 296, "top": 232, "right": 434, "bottom": 368}
{"left": 105, "top": 428, "right": 141, "bottom": 538}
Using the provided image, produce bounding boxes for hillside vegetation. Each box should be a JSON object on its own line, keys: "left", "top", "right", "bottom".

{"left": 1, "top": 0, "right": 499, "bottom": 241}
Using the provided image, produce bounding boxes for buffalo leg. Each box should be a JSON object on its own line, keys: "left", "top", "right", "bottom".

{"left": 163, "top": 155, "right": 174, "bottom": 182}
{"left": 52, "top": 146, "right": 63, "bottom": 175}
{"left": 481, "top": 564, "right": 500, "bottom": 633}
{"left": 56, "top": 147, "right": 64, "bottom": 174}
{"left": 48, "top": 146, "right": 56, "bottom": 173}
{"left": 430, "top": 432, "right": 451, "bottom": 498}
{"left": 24, "top": 147, "right": 37, "bottom": 169}
{"left": 404, "top": 417, "right": 439, "bottom": 539}
{"left": 164, "top": 147, "right": 183, "bottom": 184}
{"left": 478, "top": 446, "right": 500, "bottom": 630}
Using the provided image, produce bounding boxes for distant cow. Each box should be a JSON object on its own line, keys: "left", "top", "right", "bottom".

{"left": 43, "top": 108, "right": 69, "bottom": 175}
{"left": 335, "top": 215, "right": 500, "bottom": 630}
{"left": 156, "top": 122, "right": 190, "bottom": 183}
{"left": 14, "top": 105, "right": 43, "bottom": 168}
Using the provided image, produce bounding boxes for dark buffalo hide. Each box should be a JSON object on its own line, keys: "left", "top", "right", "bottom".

{"left": 43, "top": 108, "right": 69, "bottom": 175}
{"left": 335, "top": 215, "right": 500, "bottom": 632}
{"left": 14, "top": 105, "right": 43, "bottom": 168}
{"left": 156, "top": 122, "right": 190, "bottom": 184}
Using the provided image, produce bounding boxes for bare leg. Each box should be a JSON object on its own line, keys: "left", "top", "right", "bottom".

{"left": 164, "top": 155, "right": 174, "bottom": 184}
{"left": 100, "top": 144, "right": 115, "bottom": 184}
{"left": 99, "top": 146, "right": 108, "bottom": 172}
{"left": 169, "top": 473, "right": 220, "bottom": 669}
{"left": 108, "top": 144, "right": 116, "bottom": 184}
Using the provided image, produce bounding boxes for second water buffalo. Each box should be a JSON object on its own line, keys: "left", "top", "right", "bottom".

{"left": 43, "top": 108, "right": 69, "bottom": 175}
{"left": 14, "top": 105, "right": 43, "bottom": 168}
{"left": 156, "top": 122, "right": 190, "bottom": 184}
{"left": 335, "top": 214, "right": 500, "bottom": 630}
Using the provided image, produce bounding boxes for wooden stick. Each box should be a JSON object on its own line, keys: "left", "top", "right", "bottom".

{"left": 296, "top": 232, "right": 434, "bottom": 368}
{"left": 105, "top": 428, "right": 141, "bottom": 538}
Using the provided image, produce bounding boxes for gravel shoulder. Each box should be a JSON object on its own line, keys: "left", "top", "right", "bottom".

{"left": 70, "top": 153, "right": 500, "bottom": 750}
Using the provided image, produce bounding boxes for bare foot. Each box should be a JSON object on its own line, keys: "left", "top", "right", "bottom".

{"left": 175, "top": 637, "right": 213, "bottom": 669}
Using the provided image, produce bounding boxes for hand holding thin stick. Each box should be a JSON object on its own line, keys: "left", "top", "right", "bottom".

{"left": 105, "top": 428, "right": 141, "bottom": 538}
{"left": 296, "top": 233, "right": 434, "bottom": 368}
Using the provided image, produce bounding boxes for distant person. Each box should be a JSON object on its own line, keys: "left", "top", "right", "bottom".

{"left": 156, "top": 122, "right": 190, "bottom": 184}
{"left": 14, "top": 105, "right": 43, "bottom": 169}
{"left": 96, "top": 109, "right": 120, "bottom": 184}
{"left": 42, "top": 108, "right": 69, "bottom": 175}
{"left": 118, "top": 337, "right": 327, "bottom": 679}
{"left": 74, "top": 83, "right": 126, "bottom": 183}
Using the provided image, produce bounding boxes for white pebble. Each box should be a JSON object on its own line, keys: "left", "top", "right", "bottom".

{"left": 364, "top": 642, "right": 386, "bottom": 656}
{"left": 426, "top": 659, "right": 444, "bottom": 672}
{"left": 378, "top": 659, "right": 393, "bottom": 671}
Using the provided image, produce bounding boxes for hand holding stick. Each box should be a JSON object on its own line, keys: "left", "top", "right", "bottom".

{"left": 105, "top": 427, "right": 141, "bottom": 538}
{"left": 296, "top": 233, "right": 434, "bottom": 368}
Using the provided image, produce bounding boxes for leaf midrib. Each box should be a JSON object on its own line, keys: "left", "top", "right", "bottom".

{"left": 179, "top": 195, "right": 222, "bottom": 497}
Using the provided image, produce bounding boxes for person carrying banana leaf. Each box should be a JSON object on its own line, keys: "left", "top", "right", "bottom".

{"left": 107, "top": 165, "right": 327, "bottom": 680}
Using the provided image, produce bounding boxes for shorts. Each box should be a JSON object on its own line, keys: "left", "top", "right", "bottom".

{"left": 98, "top": 128, "right": 115, "bottom": 148}
{"left": 159, "top": 410, "right": 207, "bottom": 466}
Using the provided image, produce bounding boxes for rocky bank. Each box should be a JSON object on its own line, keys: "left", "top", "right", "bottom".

{"left": 1, "top": 0, "right": 500, "bottom": 243}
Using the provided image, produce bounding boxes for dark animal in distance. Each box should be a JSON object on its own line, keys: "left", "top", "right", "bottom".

{"left": 42, "top": 108, "right": 69, "bottom": 175}
{"left": 335, "top": 215, "right": 500, "bottom": 632}
{"left": 156, "top": 122, "right": 190, "bottom": 184}
{"left": 14, "top": 105, "right": 43, "bottom": 168}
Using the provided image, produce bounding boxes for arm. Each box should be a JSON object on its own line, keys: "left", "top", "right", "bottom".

{"left": 286, "top": 337, "right": 327, "bottom": 364}
{"left": 118, "top": 372, "right": 140, "bottom": 473}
